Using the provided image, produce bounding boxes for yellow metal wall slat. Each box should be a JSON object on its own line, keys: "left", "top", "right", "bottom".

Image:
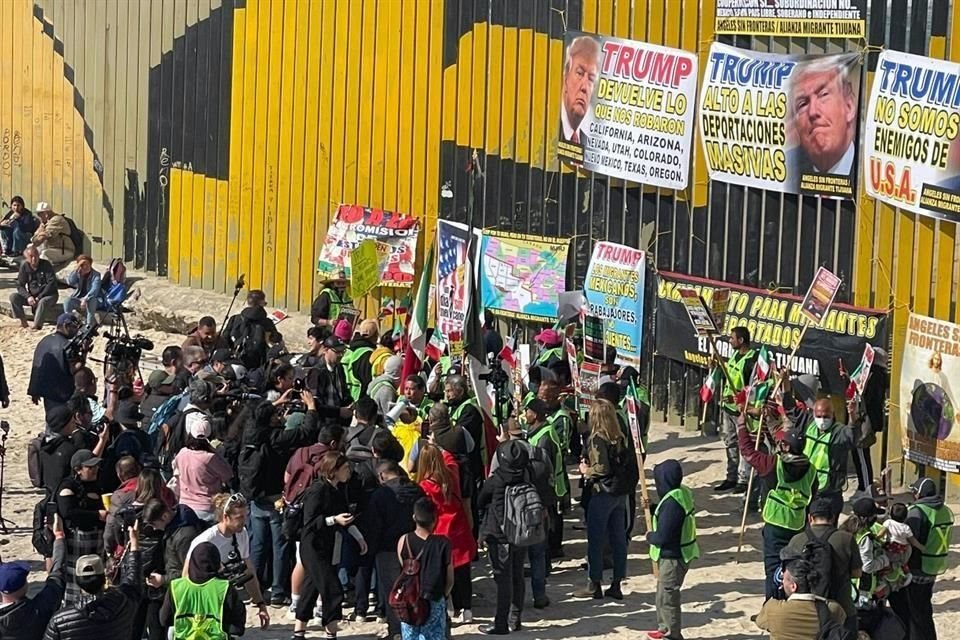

{"left": 313, "top": 0, "right": 338, "bottom": 307}
{"left": 260, "top": 0, "right": 284, "bottom": 299}
{"left": 328, "top": 3, "right": 349, "bottom": 216}
{"left": 248, "top": 0, "right": 270, "bottom": 290}
{"left": 397, "top": 5, "right": 416, "bottom": 212}
{"left": 485, "top": 24, "right": 503, "bottom": 158}
{"left": 424, "top": 0, "right": 443, "bottom": 238}
{"left": 382, "top": 0, "right": 402, "bottom": 211}
{"left": 285, "top": 0, "right": 309, "bottom": 311}
{"left": 0, "top": 1, "right": 14, "bottom": 201}
{"left": 531, "top": 30, "right": 548, "bottom": 170}
{"left": 411, "top": 1, "right": 433, "bottom": 221}
{"left": 499, "top": 25, "right": 517, "bottom": 162}
{"left": 273, "top": 0, "right": 298, "bottom": 308}
{"left": 342, "top": 3, "right": 363, "bottom": 210}
{"left": 515, "top": 29, "right": 531, "bottom": 165}
{"left": 369, "top": 0, "right": 389, "bottom": 210}
{"left": 298, "top": 0, "right": 323, "bottom": 312}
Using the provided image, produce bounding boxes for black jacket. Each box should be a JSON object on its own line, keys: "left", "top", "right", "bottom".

{"left": 0, "top": 538, "right": 66, "bottom": 640}
{"left": 365, "top": 477, "right": 425, "bottom": 556}
{"left": 56, "top": 477, "right": 103, "bottom": 533}
{"left": 306, "top": 363, "right": 351, "bottom": 422}
{"left": 17, "top": 259, "right": 58, "bottom": 300}
{"left": 478, "top": 441, "right": 530, "bottom": 543}
{"left": 44, "top": 549, "right": 142, "bottom": 640}
{"left": 907, "top": 480, "right": 947, "bottom": 577}
{"left": 239, "top": 408, "right": 320, "bottom": 499}
{"left": 646, "top": 459, "right": 685, "bottom": 559}
{"left": 29, "top": 332, "right": 75, "bottom": 403}
{"left": 163, "top": 506, "right": 207, "bottom": 580}
{"left": 39, "top": 435, "right": 78, "bottom": 496}
{"left": 301, "top": 478, "right": 352, "bottom": 560}
{"left": 223, "top": 306, "right": 282, "bottom": 369}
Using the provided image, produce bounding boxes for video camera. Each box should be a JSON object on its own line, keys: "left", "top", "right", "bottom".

{"left": 102, "top": 331, "right": 154, "bottom": 369}
{"left": 221, "top": 536, "right": 253, "bottom": 588}
{"left": 64, "top": 323, "right": 99, "bottom": 363}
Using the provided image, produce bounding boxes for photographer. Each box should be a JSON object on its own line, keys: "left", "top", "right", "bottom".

{"left": 56, "top": 450, "right": 107, "bottom": 605}
{"left": 128, "top": 499, "right": 175, "bottom": 640}
{"left": 29, "top": 313, "right": 80, "bottom": 413}
{"left": 73, "top": 368, "right": 108, "bottom": 428}
{"left": 185, "top": 493, "right": 270, "bottom": 631}
{"left": 0, "top": 514, "right": 66, "bottom": 640}
{"left": 66, "top": 393, "right": 109, "bottom": 458}
{"left": 159, "top": 542, "right": 246, "bottom": 639}
{"left": 239, "top": 392, "right": 320, "bottom": 606}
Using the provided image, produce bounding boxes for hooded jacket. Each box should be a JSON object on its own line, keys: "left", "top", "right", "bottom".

{"left": 222, "top": 306, "right": 282, "bottom": 369}
{"left": 345, "top": 337, "right": 377, "bottom": 398}
{"left": 28, "top": 332, "right": 75, "bottom": 403}
{"left": 38, "top": 434, "right": 78, "bottom": 496}
{"left": 239, "top": 406, "right": 320, "bottom": 499}
{"left": 365, "top": 477, "right": 425, "bottom": 556}
{"left": 368, "top": 372, "right": 399, "bottom": 418}
{"left": 43, "top": 549, "right": 142, "bottom": 640}
{"left": 646, "top": 460, "right": 686, "bottom": 559}
{"left": 907, "top": 478, "right": 947, "bottom": 577}
{"left": 163, "top": 505, "right": 207, "bottom": 580}
{"left": 477, "top": 440, "right": 530, "bottom": 543}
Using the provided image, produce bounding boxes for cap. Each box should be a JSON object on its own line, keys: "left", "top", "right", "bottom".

{"left": 775, "top": 428, "right": 804, "bottom": 454}
{"left": 808, "top": 496, "right": 835, "bottom": 518}
{"left": 46, "top": 405, "right": 74, "bottom": 434}
{"left": 113, "top": 400, "right": 144, "bottom": 427}
{"left": 70, "top": 449, "right": 102, "bottom": 469}
{"left": 35, "top": 201, "right": 52, "bottom": 212}
{"left": 358, "top": 319, "right": 379, "bottom": 338}
{"left": 57, "top": 312, "right": 80, "bottom": 328}
{"left": 247, "top": 289, "right": 267, "bottom": 306}
{"left": 853, "top": 497, "right": 881, "bottom": 518}
{"left": 187, "top": 414, "right": 212, "bottom": 439}
{"left": 524, "top": 398, "right": 548, "bottom": 421}
{"left": 75, "top": 555, "right": 105, "bottom": 577}
{"left": 323, "top": 336, "right": 348, "bottom": 352}
{"left": 333, "top": 319, "right": 353, "bottom": 341}
{"left": 210, "top": 348, "right": 232, "bottom": 364}
{"left": 384, "top": 355, "right": 403, "bottom": 379}
{"left": 321, "top": 270, "right": 349, "bottom": 284}
{"left": 534, "top": 328, "right": 562, "bottom": 346}
{"left": 910, "top": 477, "right": 937, "bottom": 497}
{"left": 0, "top": 561, "right": 31, "bottom": 593}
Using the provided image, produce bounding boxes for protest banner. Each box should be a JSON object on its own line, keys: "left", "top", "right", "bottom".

{"left": 656, "top": 271, "right": 887, "bottom": 394}
{"left": 900, "top": 312, "right": 960, "bottom": 473}
{"left": 557, "top": 32, "right": 698, "bottom": 190}
{"left": 711, "top": 288, "right": 730, "bottom": 329}
{"left": 800, "top": 267, "right": 842, "bottom": 326}
{"left": 715, "top": 0, "right": 865, "bottom": 38}
{"left": 579, "top": 361, "right": 603, "bottom": 411}
{"left": 566, "top": 338, "right": 582, "bottom": 398}
{"left": 435, "top": 220, "right": 471, "bottom": 342}
{"left": 678, "top": 288, "right": 719, "bottom": 335}
{"left": 864, "top": 50, "right": 960, "bottom": 221}
{"left": 699, "top": 44, "right": 861, "bottom": 199}
{"left": 584, "top": 242, "right": 646, "bottom": 365}
{"left": 316, "top": 205, "right": 419, "bottom": 287}
{"left": 350, "top": 239, "right": 381, "bottom": 298}
{"left": 477, "top": 230, "right": 569, "bottom": 322}
{"left": 583, "top": 315, "right": 606, "bottom": 361}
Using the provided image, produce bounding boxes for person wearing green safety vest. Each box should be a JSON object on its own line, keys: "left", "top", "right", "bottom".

{"left": 646, "top": 459, "right": 699, "bottom": 640}
{"left": 538, "top": 377, "right": 573, "bottom": 559}
{"left": 160, "top": 541, "right": 247, "bottom": 639}
{"left": 310, "top": 271, "right": 353, "bottom": 328}
{"left": 888, "top": 477, "right": 955, "bottom": 639}
{"left": 444, "top": 375, "right": 485, "bottom": 488}
{"left": 402, "top": 374, "right": 435, "bottom": 422}
{"left": 715, "top": 327, "right": 758, "bottom": 494}
{"left": 533, "top": 328, "right": 564, "bottom": 370}
{"left": 737, "top": 411, "right": 819, "bottom": 600}
{"left": 342, "top": 319, "right": 379, "bottom": 402}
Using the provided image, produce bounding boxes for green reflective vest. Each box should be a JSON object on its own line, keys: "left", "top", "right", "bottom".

{"left": 545, "top": 404, "right": 572, "bottom": 453}
{"left": 170, "top": 577, "right": 229, "bottom": 640}
{"left": 853, "top": 523, "right": 886, "bottom": 597}
{"left": 448, "top": 397, "right": 486, "bottom": 465}
{"left": 320, "top": 287, "right": 349, "bottom": 323}
{"left": 802, "top": 421, "right": 836, "bottom": 490}
{"left": 368, "top": 378, "right": 396, "bottom": 402}
{"left": 914, "top": 503, "right": 954, "bottom": 576}
{"left": 342, "top": 346, "right": 373, "bottom": 401}
{"left": 528, "top": 422, "right": 567, "bottom": 498}
{"left": 762, "top": 458, "right": 816, "bottom": 531}
{"left": 535, "top": 347, "right": 563, "bottom": 367}
{"left": 650, "top": 486, "right": 700, "bottom": 564}
{"left": 416, "top": 397, "right": 435, "bottom": 421}
{"left": 721, "top": 348, "right": 756, "bottom": 412}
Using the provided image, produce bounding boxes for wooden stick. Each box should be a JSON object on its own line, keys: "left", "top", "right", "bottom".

{"left": 635, "top": 447, "right": 659, "bottom": 578}
{"left": 735, "top": 321, "right": 811, "bottom": 560}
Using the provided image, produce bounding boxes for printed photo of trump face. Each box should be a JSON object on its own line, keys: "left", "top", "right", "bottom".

{"left": 561, "top": 36, "right": 601, "bottom": 146}
{"left": 787, "top": 55, "right": 859, "bottom": 177}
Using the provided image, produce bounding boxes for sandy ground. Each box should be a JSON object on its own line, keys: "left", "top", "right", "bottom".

{"left": 0, "top": 312, "right": 958, "bottom": 639}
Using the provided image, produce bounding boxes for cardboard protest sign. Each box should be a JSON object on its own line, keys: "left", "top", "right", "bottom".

{"left": 678, "top": 288, "right": 719, "bottom": 335}
{"left": 710, "top": 288, "right": 731, "bottom": 330}
{"left": 350, "top": 239, "right": 381, "bottom": 298}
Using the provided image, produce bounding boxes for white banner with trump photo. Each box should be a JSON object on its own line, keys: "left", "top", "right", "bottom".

{"left": 556, "top": 31, "right": 698, "bottom": 190}
{"left": 698, "top": 43, "right": 861, "bottom": 199}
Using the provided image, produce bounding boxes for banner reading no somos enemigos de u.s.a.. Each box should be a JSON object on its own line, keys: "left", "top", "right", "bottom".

{"left": 699, "top": 43, "right": 861, "bottom": 199}
{"left": 557, "top": 31, "right": 698, "bottom": 190}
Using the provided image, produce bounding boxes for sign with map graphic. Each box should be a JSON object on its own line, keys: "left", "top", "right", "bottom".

{"left": 477, "top": 230, "right": 570, "bottom": 322}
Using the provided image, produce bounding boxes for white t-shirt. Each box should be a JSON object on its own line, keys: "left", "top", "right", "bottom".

{"left": 186, "top": 525, "right": 250, "bottom": 566}
{"left": 882, "top": 519, "right": 914, "bottom": 546}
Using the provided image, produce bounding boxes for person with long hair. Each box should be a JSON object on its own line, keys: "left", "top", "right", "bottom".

{"left": 575, "top": 399, "right": 629, "bottom": 600}
{"left": 171, "top": 420, "right": 234, "bottom": 524}
{"left": 293, "top": 452, "right": 368, "bottom": 640}
{"left": 418, "top": 444, "right": 477, "bottom": 624}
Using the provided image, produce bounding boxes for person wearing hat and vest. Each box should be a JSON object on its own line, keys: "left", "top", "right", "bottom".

{"left": 715, "top": 327, "right": 758, "bottom": 494}
{"left": 311, "top": 271, "right": 353, "bottom": 328}
{"left": 524, "top": 398, "right": 563, "bottom": 604}
{"left": 30, "top": 202, "right": 76, "bottom": 265}
{"left": 368, "top": 355, "right": 402, "bottom": 418}
{"left": 444, "top": 375, "right": 485, "bottom": 484}
{"left": 737, "top": 410, "right": 818, "bottom": 600}
{"left": 0, "top": 515, "right": 66, "bottom": 640}
{"left": 888, "top": 477, "right": 954, "bottom": 640}
{"left": 532, "top": 329, "right": 564, "bottom": 370}
{"left": 646, "top": 458, "right": 699, "bottom": 640}
{"left": 342, "top": 319, "right": 379, "bottom": 402}
{"left": 159, "top": 541, "right": 246, "bottom": 640}
{"left": 535, "top": 376, "right": 572, "bottom": 558}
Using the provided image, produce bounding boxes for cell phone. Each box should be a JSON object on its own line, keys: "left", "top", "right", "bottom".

{"left": 348, "top": 502, "right": 358, "bottom": 515}
{"left": 44, "top": 502, "right": 57, "bottom": 527}
{"left": 294, "top": 378, "right": 304, "bottom": 392}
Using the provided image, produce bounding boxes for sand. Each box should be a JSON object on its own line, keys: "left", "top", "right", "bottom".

{"left": 0, "top": 313, "right": 957, "bottom": 639}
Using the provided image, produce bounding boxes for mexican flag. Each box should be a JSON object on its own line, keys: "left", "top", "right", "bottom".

{"left": 752, "top": 346, "right": 771, "bottom": 383}
{"left": 407, "top": 244, "right": 434, "bottom": 361}
{"left": 700, "top": 367, "right": 721, "bottom": 403}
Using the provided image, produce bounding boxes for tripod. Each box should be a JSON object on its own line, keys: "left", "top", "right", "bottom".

{"left": 0, "top": 423, "right": 16, "bottom": 533}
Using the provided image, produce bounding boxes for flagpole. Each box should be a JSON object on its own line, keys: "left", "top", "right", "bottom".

{"left": 736, "top": 320, "right": 811, "bottom": 560}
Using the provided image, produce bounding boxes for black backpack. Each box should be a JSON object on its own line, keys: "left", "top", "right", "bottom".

{"left": 815, "top": 600, "right": 852, "bottom": 640}
{"left": 228, "top": 316, "right": 267, "bottom": 370}
{"left": 63, "top": 215, "right": 84, "bottom": 256}
{"left": 802, "top": 527, "right": 836, "bottom": 599}
{"left": 27, "top": 434, "right": 45, "bottom": 488}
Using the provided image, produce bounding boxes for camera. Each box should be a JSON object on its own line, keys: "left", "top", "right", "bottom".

{"left": 118, "top": 506, "right": 139, "bottom": 528}
{"left": 103, "top": 331, "right": 154, "bottom": 369}
{"left": 64, "top": 323, "right": 98, "bottom": 363}
{"left": 221, "top": 547, "right": 253, "bottom": 587}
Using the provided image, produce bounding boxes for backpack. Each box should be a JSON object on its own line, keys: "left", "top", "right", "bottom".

{"left": 502, "top": 479, "right": 547, "bottom": 547}
{"left": 228, "top": 316, "right": 268, "bottom": 369}
{"left": 281, "top": 451, "right": 327, "bottom": 541}
{"left": 154, "top": 406, "right": 200, "bottom": 480}
{"left": 802, "top": 527, "right": 836, "bottom": 599}
{"left": 27, "top": 433, "right": 45, "bottom": 488}
{"left": 100, "top": 258, "right": 128, "bottom": 309}
{"left": 31, "top": 497, "right": 56, "bottom": 557}
{"left": 388, "top": 535, "right": 431, "bottom": 626}
{"left": 815, "top": 600, "right": 852, "bottom": 640}
{"left": 63, "top": 215, "right": 84, "bottom": 256}
{"left": 147, "top": 392, "right": 186, "bottom": 438}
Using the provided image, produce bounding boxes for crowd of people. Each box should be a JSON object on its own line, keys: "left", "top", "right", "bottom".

{"left": 0, "top": 259, "right": 953, "bottom": 640}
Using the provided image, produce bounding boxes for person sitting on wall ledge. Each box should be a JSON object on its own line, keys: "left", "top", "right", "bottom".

{"left": 30, "top": 202, "right": 78, "bottom": 266}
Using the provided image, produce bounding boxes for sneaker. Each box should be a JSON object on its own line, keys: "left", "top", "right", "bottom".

{"left": 714, "top": 479, "right": 738, "bottom": 492}
{"left": 533, "top": 596, "right": 550, "bottom": 609}
{"left": 270, "top": 593, "right": 291, "bottom": 607}
{"left": 605, "top": 583, "right": 624, "bottom": 600}
{"left": 573, "top": 582, "right": 603, "bottom": 599}
{"left": 478, "top": 625, "right": 509, "bottom": 636}
{"left": 509, "top": 619, "right": 522, "bottom": 632}
{"left": 646, "top": 631, "right": 666, "bottom": 640}
{"left": 731, "top": 482, "right": 748, "bottom": 494}
{"left": 459, "top": 609, "right": 473, "bottom": 624}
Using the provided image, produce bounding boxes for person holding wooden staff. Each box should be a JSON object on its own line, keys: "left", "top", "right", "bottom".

{"left": 714, "top": 327, "right": 758, "bottom": 494}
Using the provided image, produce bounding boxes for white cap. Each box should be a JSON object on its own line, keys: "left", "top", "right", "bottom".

{"left": 186, "top": 413, "right": 212, "bottom": 439}
{"left": 35, "top": 201, "right": 51, "bottom": 212}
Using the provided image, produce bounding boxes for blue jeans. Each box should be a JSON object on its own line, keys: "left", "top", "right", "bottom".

{"left": 527, "top": 541, "right": 548, "bottom": 599}
{"left": 0, "top": 225, "right": 31, "bottom": 256}
{"left": 586, "top": 491, "right": 627, "bottom": 584}
{"left": 63, "top": 296, "right": 99, "bottom": 328}
{"left": 249, "top": 499, "right": 289, "bottom": 597}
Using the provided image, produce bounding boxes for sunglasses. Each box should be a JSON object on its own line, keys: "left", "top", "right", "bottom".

{"left": 225, "top": 492, "right": 247, "bottom": 510}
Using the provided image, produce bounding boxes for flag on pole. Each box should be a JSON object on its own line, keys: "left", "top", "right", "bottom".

{"left": 400, "top": 245, "right": 435, "bottom": 386}
{"left": 625, "top": 379, "right": 643, "bottom": 453}
{"left": 752, "top": 346, "right": 771, "bottom": 383}
{"left": 700, "top": 367, "right": 721, "bottom": 404}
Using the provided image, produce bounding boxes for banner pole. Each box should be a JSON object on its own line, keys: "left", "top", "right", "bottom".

{"left": 635, "top": 447, "right": 658, "bottom": 578}
{"left": 736, "top": 320, "right": 811, "bottom": 560}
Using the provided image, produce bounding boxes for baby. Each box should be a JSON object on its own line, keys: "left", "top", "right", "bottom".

{"left": 877, "top": 502, "right": 925, "bottom": 591}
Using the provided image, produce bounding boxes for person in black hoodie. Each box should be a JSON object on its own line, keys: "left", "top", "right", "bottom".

{"left": 44, "top": 522, "right": 142, "bottom": 640}
{"left": 476, "top": 440, "right": 529, "bottom": 636}
{"left": 366, "top": 460, "right": 426, "bottom": 638}
{"left": 162, "top": 504, "right": 207, "bottom": 581}
{"left": 0, "top": 515, "right": 67, "bottom": 640}
{"left": 240, "top": 393, "right": 320, "bottom": 606}
{"left": 888, "top": 476, "right": 954, "bottom": 640}
{"left": 222, "top": 290, "right": 283, "bottom": 370}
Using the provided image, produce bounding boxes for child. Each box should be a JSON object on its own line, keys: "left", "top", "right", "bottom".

{"left": 399, "top": 498, "right": 453, "bottom": 640}
{"left": 877, "top": 502, "right": 925, "bottom": 591}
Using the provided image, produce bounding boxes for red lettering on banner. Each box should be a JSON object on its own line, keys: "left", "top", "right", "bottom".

{"left": 601, "top": 41, "right": 694, "bottom": 89}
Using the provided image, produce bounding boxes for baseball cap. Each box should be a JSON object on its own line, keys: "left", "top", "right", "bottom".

{"left": 0, "top": 561, "right": 31, "bottom": 593}
{"left": 210, "top": 348, "right": 232, "bottom": 364}
{"left": 534, "top": 328, "right": 562, "bottom": 346}
{"left": 358, "top": 319, "right": 379, "bottom": 337}
{"left": 35, "top": 201, "right": 52, "bottom": 212}
{"left": 187, "top": 414, "right": 212, "bottom": 440}
{"left": 524, "top": 398, "right": 548, "bottom": 421}
{"left": 70, "top": 449, "right": 102, "bottom": 469}
{"left": 57, "top": 312, "right": 80, "bottom": 328}
{"left": 774, "top": 428, "right": 804, "bottom": 454}
{"left": 853, "top": 497, "right": 881, "bottom": 518}
{"left": 808, "top": 496, "right": 835, "bottom": 518}
{"left": 75, "top": 555, "right": 105, "bottom": 577}
{"left": 322, "top": 270, "right": 349, "bottom": 284}
{"left": 910, "top": 477, "right": 937, "bottom": 498}
{"left": 46, "top": 405, "right": 74, "bottom": 434}
{"left": 323, "top": 336, "right": 348, "bottom": 352}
